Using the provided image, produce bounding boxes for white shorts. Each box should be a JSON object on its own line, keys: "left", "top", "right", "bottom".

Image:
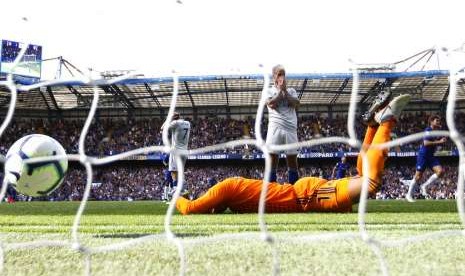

{"left": 266, "top": 126, "right": 299, "bottom": 155}
{"left": 169, "top": 154, "right": 187, "bottom": 172}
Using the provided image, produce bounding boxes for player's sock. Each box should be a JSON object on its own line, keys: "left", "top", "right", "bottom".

{"left": 365, "top": 120, "right": 394, "bottom": 194}
{"left": 166, "top": 182, "right": 177, "bottom": 204}
{"left": 162, "top": 153, "right": 170, "bottom": 166}
{"left": 357, "top": 125, "right": 378, "bottom": 176}
{"left": 172, "top": 180, "right": 178, "bottom": 194}
{"left": 420, "top": 173, "right": 439, "bottom": 196}
{"left": 268, "top": 170, "right": 277, "bottom": 182}
{"left": 163, "top": 186, "right": 169, "bottom": 200}
{"left": 406, "top": 178, "right": 417, "bottom": 202}
{"left": 287, "top": 169, "right": 299, "bottom": 184}
{"left": 164, "top": 169, "right": 173, "bottom": 186}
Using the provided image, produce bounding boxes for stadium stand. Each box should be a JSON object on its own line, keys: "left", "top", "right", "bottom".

{"left": 1, "top": 70, "right": 464, "bottom": 203}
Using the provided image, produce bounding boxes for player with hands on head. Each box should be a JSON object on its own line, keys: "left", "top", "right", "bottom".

{"left": 265, "top": 64, "right": 300, "bottom": 184}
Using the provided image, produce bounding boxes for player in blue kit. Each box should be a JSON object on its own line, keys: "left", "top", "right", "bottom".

{"left": 162, "top": 168, "right": 173, "bottom": 201}
{"left": 401, "top": 115, "right": 447, "bottom": 202}
{"left": 332, "top": 156, "right": 352, "bottom": 180}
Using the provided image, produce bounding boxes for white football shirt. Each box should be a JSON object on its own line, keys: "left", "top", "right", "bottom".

{"left": 266, "top": 86, "right": 298, "bottom": 131}
{"left": 168, "top": 119, "right": 191, "bottom": 149}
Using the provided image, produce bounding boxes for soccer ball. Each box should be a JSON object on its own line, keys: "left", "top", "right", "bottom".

{"left": 4, "top": 134, "right": 68, "bottom": 197}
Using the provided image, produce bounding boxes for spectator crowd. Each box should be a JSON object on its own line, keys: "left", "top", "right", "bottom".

{"left": 1, "top": 112, "right": 465, "bottom": 156}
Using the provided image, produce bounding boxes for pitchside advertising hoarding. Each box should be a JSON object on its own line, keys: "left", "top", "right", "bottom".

{"left": 137, "top": 150, "right": 457, "bottom": 161}
{"left": 0, "top": 39, "right": 42, "bottom": 83}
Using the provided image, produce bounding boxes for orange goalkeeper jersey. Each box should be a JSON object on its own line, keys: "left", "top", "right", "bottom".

{"left": 176, "top": 176, "right": 353, "bottom": 214}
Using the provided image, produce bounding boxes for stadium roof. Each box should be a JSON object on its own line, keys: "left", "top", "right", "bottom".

{"left": 0, "top": 70, "right": 463, "bottom": 110}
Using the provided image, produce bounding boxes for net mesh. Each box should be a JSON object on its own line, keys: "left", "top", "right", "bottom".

{"left": 0, "top": 39, "right": 465, "bottom": 276}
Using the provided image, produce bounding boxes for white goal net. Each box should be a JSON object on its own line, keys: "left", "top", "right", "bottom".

{"left": 1, "top": 2, "right": 465, "bottom": 275}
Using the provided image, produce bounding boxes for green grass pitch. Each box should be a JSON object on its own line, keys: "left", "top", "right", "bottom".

{"left": 1, "top": 200, "right": 465, "bottom": 275}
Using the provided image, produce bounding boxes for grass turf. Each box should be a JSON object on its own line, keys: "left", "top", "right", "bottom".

{"left": 1, "top": 200, "right": 464, "bottom": 275}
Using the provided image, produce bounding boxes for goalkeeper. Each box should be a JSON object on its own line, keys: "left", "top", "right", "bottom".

{"left": 176, "top": 94, "right": 410, "bottom": 214}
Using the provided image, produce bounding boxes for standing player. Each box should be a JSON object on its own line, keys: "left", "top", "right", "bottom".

{"left": 176, "top": 94, "right": 411, "bottom": 214}
{"left": 265, "top": 64, "right": 300, "bottom": 184}
{"left": 161, "top": 112, "right": 191, "bottom": 199}
{"left": 332, "top": 156, "right": 352, "bottom": 180}
{"left": 402, "top": 115, "right": 446, "bottom": 202}
{"left": 161, "top": 154, "right": 172, "bottom": 201}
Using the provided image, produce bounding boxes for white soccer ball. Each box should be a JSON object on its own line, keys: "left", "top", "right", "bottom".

{"left": 4, "top": 134, "right": 68, "bottom": 197}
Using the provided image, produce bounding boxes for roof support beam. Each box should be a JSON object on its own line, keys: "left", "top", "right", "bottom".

{"left": 359, "top": 81, "right": 381, "bottom": 104}
{"left": 46, "top": 86, "right": 61, "bottom": 110}
{"left": 439, "top": 79, "right": 464, "bottom": 112}
{"left": 415, "top": 77, "right": 437, "bottom": 98}
{"left": 329, "top": 78, "right": 350, "bottom": 104}
{"left": 0, "top": 96, "right": 11, "bottom": 108}
{"left": 100, "top": 85, "right": 128, "bottom": 108}
{"left": 360, "top": 78, "right": 397, "bottom": 105}
{"left": 403, "top": 49, "right": 434, "bottom": 72}
{"left": 111, "top": 85, "right": 135, "bottom": 109}
{"left": 38, "top": 89, "right": 52, "bottom": 111}
{"left": 223, "top": 79, "right": 230, "bottom": 106}
{"left": 66, "top": 85, "right": 90, "bottom": 106}
{"left": 298, "top": 79, "right": 308, "bottom": 100}
{"left": 440, "top": 86, "right": 450, "bottom": 112}
{"left": 223, "top": 79, "right": 231, "bottom": 117}
{"left": 100, "top": 85, "right": 135, "bottom": 109}
{"left": 144, "top": 83, "right": 162, "bottom": 108}
{"left": 183, "top": 81, "right": 196, "bottom": 108}
{"left": 441, "top": 85, "right": 452, "bottom": 103}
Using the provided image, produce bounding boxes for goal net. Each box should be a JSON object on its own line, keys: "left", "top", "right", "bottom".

{"left": 1, "top": 3, "right": 465, "bottom": 276}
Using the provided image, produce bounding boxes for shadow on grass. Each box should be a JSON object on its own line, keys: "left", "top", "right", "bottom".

{"left": 95, "top": 232, "right": 207, "bottom": 239}
{"left": 0, "top": 200, "right": 458, "bottom": 216}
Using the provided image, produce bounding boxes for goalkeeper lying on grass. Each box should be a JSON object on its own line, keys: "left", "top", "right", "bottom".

{"left": 177, "top": 94, "right": 410, "bottom": 214}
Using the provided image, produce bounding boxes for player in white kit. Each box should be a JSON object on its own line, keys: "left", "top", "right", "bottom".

{"left": 265, "top": 65, "right": 300, "bottom": 184}
{"left": 161, "top": 112, "right": 191, "bottom": 200}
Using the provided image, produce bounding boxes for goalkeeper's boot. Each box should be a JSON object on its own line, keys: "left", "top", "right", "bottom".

{"left": 374, "top": 94, "right": 411, "bottom": 124}
{"left": 362, "top": 88, "right": 392, "bottom": 126}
